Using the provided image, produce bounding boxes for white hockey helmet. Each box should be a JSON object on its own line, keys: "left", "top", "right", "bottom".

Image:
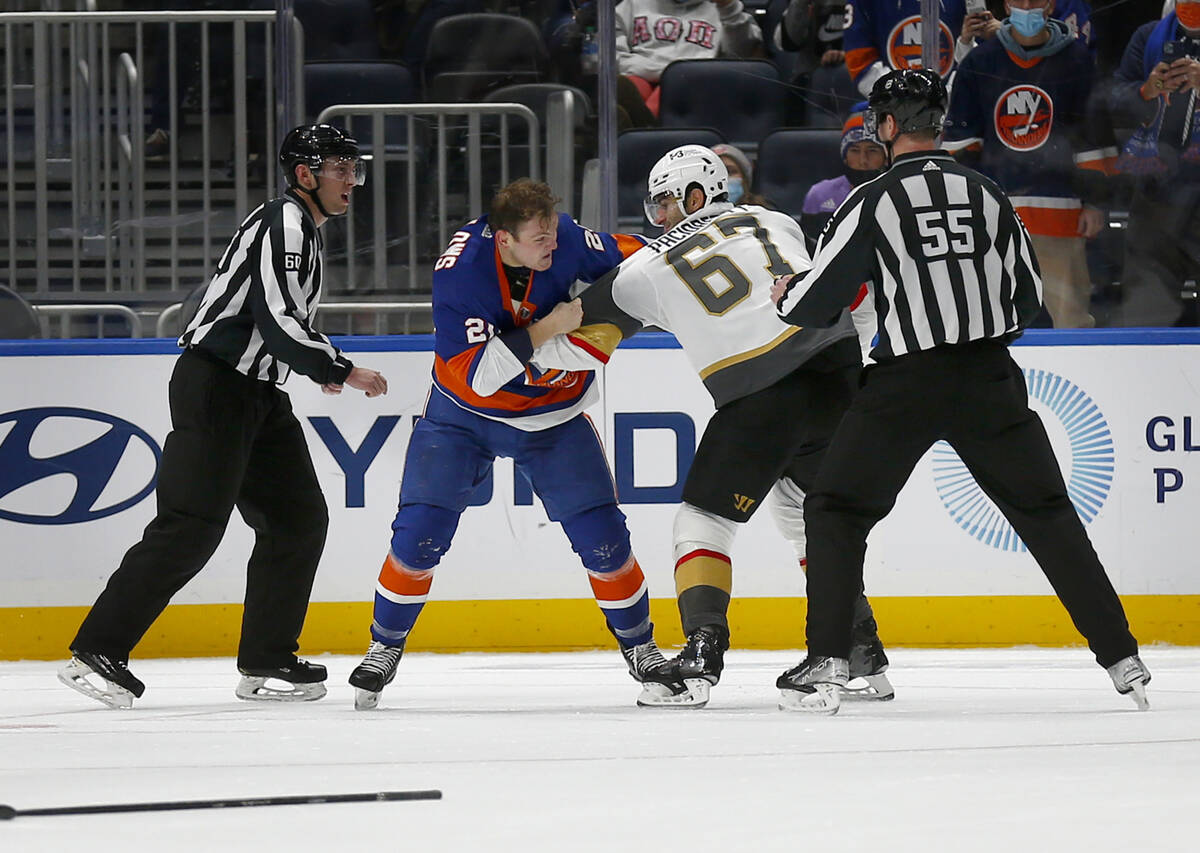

{"left": 644, "top": 144, "right": 729, "bottom": 225}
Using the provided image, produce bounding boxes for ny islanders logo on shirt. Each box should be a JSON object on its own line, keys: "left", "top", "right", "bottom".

{"left": 886, "top": 16, "right": 953, "bottom": 76}
{"left": 994, "top": 84, "right": 1053, "bottom": 152}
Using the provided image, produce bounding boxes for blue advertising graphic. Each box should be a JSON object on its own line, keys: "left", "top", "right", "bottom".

{"left": 0, "top": 407, "right": 161, "bottom": 525}
{"left": 932, "top": 370, "right": 1114, "bottom": 552}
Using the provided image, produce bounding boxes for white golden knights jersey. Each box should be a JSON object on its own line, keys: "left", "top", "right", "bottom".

{"left": 532, "top": 202, "right": 856, "bottom": 407}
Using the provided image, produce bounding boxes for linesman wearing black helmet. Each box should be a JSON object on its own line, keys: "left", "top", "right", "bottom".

{"left": 769, "top": 69, "right": 1150, "bottom": 715}
{"left": 59, "top": 124, "right": 388, "bottom": 709}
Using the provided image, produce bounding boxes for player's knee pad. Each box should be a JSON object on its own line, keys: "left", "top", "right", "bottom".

{"left": 389, "top": 503, "right": 460, "bottom": 570}
{"left": 768, "top": 477, "right": 807, "bottom": 565}
{"left": 672, "top": 502, "right": 738, "bottom": 563}
{"left": 559, "top": 503, "right": 632, "bottom": 574}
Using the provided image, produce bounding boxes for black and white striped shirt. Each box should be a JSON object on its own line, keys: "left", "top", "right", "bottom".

{"left": 179, "top": 189, "right": 353, "bottom": 385}
{"left": 777, "top": 150, "right": 1042, "bottom": 360}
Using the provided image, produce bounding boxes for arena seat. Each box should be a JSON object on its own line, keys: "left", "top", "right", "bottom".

{"left": 0, "top": 285, "right": 41, "bottom": 340}
{"left": 754, "top": 128, "right": 843, "bottom": 219}
{"left": 658, "top": 59, "right": 784, "bottom": 153}
{"left": 294, "top": 0, "right": 381, "bottom": 61}
{"left": 424, "top": 14, "right": 547, "bottom": 101}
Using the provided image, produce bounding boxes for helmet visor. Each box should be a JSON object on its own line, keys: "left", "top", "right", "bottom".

{"left": 863, "top": 109, "right": 880, "bottom": 142}
{"left": 315, "top": 157, "right": 366, "bottom": 187}
{"left": 643, "top": 191, "right": 680, "bottom": 227}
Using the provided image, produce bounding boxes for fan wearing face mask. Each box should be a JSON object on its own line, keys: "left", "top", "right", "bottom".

{"left": 942, "top": 0, "right": 1115, "bottom": 329}
{"left": 712, "top": 142, "right": 773, "bottom": 208}
{"left": 799, "top": 109, "right": 887, "bottom": 251}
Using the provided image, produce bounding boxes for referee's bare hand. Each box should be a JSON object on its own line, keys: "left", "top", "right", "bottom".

{"left": 321, "top": 383, "right": 343, "bottom": 395}
{"left": 770, "top": 275, "right": 794, "bottom": 305}
{"left": 346, "top": 366, "right": 388, "bottom": 398}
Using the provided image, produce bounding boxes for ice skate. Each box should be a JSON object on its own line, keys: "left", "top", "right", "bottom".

{"left": 620, "top": 637, "right": 693, "bottom": 707}
{"left": 777, "top": 655, "right": 849, "bottom": 714}
{"left": 58, "top": 650, "right": 146, "bottom": 709}
{"left": 659, "top": 624, "right": 730, "bottom": 709}
{"left": 235, "top": 658, "right": 327, "bottom": 702}
{"left": 845, "top": 616, "right": 894, "bottom": 701}
{"left": 348, "top": 640, "right": 405, "bottom": 710}
{"left": 1107, "top": 655, "right": 1151, "bottom": 711}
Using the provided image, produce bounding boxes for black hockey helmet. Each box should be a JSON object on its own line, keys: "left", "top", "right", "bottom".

{"left": 278, "top": 124, "right": 362, "bottom": 187}
{"left": 864, "top": 69, "right": 947, "bottom": 140}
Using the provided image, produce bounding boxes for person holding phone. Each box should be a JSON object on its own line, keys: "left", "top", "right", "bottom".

{"left": 1109, "top": 1, "right": 1200, "bottom": 326}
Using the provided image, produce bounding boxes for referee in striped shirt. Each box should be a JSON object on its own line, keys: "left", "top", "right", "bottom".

{"left": 769, "top": 70, "right": 1150, "bottom": 714}
{"left": 60, "top": 125, "right": 387, "bottom": 709}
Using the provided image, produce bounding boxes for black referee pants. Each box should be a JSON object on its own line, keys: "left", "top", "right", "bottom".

{"left": 72, "top": 348, "right": 329, "bottom": 668}
{"left": 803, "top": 339, "right": 1138, "bottom": 668}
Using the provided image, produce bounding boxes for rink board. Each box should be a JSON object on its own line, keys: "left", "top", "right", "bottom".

{"left": 1, "top": 330, "right": 1198, "bottom": 658}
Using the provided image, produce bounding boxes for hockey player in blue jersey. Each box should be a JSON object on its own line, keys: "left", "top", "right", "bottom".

{"left": 348, "top": 179, "right": 686, "bottom": 709}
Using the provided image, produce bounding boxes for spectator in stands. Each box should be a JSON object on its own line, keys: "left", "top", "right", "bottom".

{"left": 616, "top": 0, "right": 764, "bottom": 118}
{"left": 772, "top": 0, "right": 859, "bottom": 121}
{"left": 799, "top": 109, "right": 885, "bottom": 247}
{"left": 843, "top": 0, "right": 981, "bottom": 99}
{"left": 944, "top": 0, "right": 1114, "bottom": 329}
{"left": 1108, "top": 1, "right": 1200, "bottom": 326}
{"left": 713, "top": 142, "right": 773, "bottom": 206}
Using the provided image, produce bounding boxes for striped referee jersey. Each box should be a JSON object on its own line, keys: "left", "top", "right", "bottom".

{"left": 179, "top": 189, "right": 353, "bottom": 385}
{"left": 776, "top": 149, "right": 1042, "bottom": 360}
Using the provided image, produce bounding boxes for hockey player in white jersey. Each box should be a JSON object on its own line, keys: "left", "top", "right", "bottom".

{"left": 532, "top": 145, "right": 892, "bottom": 709}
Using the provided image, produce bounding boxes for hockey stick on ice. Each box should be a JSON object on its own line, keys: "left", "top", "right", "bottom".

{"left": 0, "top": 789, "right": 442, "bottom": 821}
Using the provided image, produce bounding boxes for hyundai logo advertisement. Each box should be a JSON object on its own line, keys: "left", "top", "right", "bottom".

{"left": 1, "top": 338, "right": 1196, "bottom": 613}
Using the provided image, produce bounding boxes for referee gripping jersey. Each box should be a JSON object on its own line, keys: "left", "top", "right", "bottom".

{"left": 180, "top": 189, "right": 353, "bottom": 385}
{"left": 775, "top": 146, "right": 1139, "bottom": 678}
{"left": 776, "top": 149, "right": 1042, "bottom": 359}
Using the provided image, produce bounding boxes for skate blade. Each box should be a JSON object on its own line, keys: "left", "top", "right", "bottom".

{"left": 235, "top": 676, "right": 327, "bottom": 702}
{"left": 57, "top": 660, "right": 135, "bottom": 709}
{"left": 842, "top": 673, "right": 895, "bottom": 701}
{"left": 354, "top": 687, "right": 382, "bottom": 711}
{"left": 1127, "top": 681, "right": 1150, "bottom": 711}
{"left": 636, "top": 677, "right": 710, "bottom": 708}
{"left": 779, "top": 683, "right": 842, "bottom": 715}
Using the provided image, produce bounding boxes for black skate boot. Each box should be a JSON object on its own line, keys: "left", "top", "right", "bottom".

{"left": 58, "top": 650, "right": 146, "bottom": 709}
{"left": 1107, "top": 655, "right": 1150, "bottom": 710}
{"left": 236, "top": 657, "right": 328, "bottom": 702}
{"left": 619, "top": 635, "right": 692, "bottom": 708}
{"left": 777, "top": 655, "right": 849, "bottom": 714}
{"left": 349, "top": 639, "right": 406, "bottom": 710}
{"left": 847, "top": 610, "right": 894, "bottom": 701}
{"left": 665, "top": 624, "right": 729, "bottom": 708}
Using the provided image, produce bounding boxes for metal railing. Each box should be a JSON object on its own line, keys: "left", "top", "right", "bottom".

{"left": 36, "top": 303, "right": 143, "bottom": 338}
{"left": 316, "top": 102, "right": 540, "bottom": 294}
{"left": 314, "top": 99, "right": 584, "bottom": 294}
{"left": 155, "top": 299, "right": 433, "bottom": 339}
{"left": 0, "top": 10, "right": 303, "bottom": 296}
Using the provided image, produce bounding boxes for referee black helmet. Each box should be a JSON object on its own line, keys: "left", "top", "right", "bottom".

{"left": 865, "top": 69, "right": 947, "bottom": 139}
{"left": 278, "top": 124, "right": 361, "bottom": 187}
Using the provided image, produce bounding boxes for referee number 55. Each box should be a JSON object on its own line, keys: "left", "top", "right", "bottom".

{"left": 916, "top": 208, "right": 975, "bottom": 258}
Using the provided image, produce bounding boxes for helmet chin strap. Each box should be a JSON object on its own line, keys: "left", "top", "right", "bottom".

{"left": 296, "top": 174, "right": 345, "bottom": 218}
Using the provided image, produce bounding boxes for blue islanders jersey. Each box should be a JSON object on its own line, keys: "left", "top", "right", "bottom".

{"left": 844, "top": 0, "right": 966, "bottom": 88}
{"left": 429, "top": 213, "right": 645, "bottom": 431}
{"left": 942, "top": 28, "right": 1115, "bottom": 237}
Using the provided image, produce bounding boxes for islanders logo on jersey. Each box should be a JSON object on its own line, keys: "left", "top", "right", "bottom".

{"left": 994, "top": 84, "right": 1053, "bottom": 152}
{"left": 886, "top": 16, "right": 954, "bottom": 76}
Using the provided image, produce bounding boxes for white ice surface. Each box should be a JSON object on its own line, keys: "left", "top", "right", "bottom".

{"left": 2, "top": 647, "right": 1198, "bottom": 852}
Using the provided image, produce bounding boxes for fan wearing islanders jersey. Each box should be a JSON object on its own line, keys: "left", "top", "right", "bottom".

{"left": 844, "top": 0, "right": 971, "bottom": 96}
{"left": 942, "top": 0, "right": 1116, "bottom": 328}
{"left": 531, "top": 147, "right": 893, "bottom": 709}
{"left": 346, "top": 179, "right": 689, "bottom": 710}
